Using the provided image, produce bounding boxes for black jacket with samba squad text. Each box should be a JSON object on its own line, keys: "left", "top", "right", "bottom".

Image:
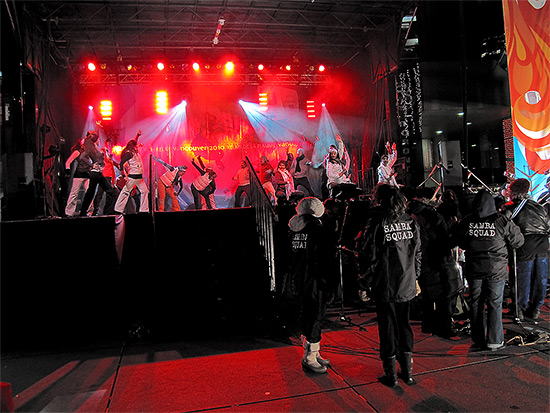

{"left": 288, "top": 214, "right": 333, "bottom": 296}
{"left": 456, "top": 190, "right": 524, "bottom": 281}
{"left": 358, "top": 207, "right": 422, "bottom": 303}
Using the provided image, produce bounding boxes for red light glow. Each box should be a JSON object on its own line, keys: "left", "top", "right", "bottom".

{"left": 259, "top": 92, "right": 268, "bottom": 111}
{"left": 100, "top": 100, "right": 112, "bottom": 120}
{"left": 87, "top": 62, "right": 97, "bottom": 72}
{"left": 156, "top": 90, "right": 168, "bottom": 114}
{"left": 306, "top": 100, "right": 316, "bottom": 118}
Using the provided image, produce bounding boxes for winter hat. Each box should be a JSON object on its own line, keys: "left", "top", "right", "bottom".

{"left": 509, "top": 178, "right": 530, "bottom": 198}
{"left": 296, "top": 196, "right": 324, "bottom": 218}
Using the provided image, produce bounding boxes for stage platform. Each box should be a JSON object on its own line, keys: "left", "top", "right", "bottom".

{"left": 1, "top": 302, "right": 548, "bottom": 412}
{"left": 0, "top": 208, "right": 275, "bottom": 350}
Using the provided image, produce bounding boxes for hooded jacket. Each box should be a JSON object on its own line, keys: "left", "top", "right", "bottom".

{"left": 457, "top": 190, "right": 524, "bottom": 280}
{"left": 407, "top": 199, "right": 453, "bottom": 298}
{"left": 505, "top": 198, "right": 550, "bottom": 261}
{"left": 358, "top": 206, "right": 421, "bottom": 303}
{"left": 288, "top": 214, "right": 332, "bottom": 295}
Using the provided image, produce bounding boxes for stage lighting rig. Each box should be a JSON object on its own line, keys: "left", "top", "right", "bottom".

{"left": 213, "top": 16, "right": 225, "bottom": 45}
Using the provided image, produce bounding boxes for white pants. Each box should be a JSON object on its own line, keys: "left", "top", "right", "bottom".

{"left": 115, "top": 177, "right": 150, "bottom": 213}
{"left": 65, "top": 177, "right": 91, "bottom": 216}
{"left": 262, "top": 181, "right": 277, "bottom": 204}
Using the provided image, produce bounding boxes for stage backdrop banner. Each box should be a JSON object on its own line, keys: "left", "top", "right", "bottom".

{"left": 503, "top": 0, "right": 550, "bottom": 200}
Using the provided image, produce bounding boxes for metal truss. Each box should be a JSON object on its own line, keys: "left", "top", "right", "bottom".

{"left": 25, "top": 1, "right": 415, "bottom": 69}
{"left": 78, "top": 72, "right": 330, "bottom": 86}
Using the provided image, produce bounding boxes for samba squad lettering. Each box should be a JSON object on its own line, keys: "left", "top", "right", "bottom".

{"left": 383, "top": 221, "right": 414, "bottom": 242}
{"left": 468, "top": 222, "right": 496, "bottom": 237}
{"left": 292, "top": 233, "right": 308, "bottom": 249}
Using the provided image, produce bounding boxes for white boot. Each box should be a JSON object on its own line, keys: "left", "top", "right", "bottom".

{"left": 302, "top": 341, "right": 328, "bottom": 374}
{"left": 302, "top": 336, "right": 330, "bottom": 367}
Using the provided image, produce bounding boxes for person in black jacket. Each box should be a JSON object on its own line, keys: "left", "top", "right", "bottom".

{"left": 79, "top": 131, "right": 116, "bottom": 216}
{"left": 505, "top": 178, "right": 549, "bottom": 322}
{"left": 358, "top": 184, "right": 422, "bottom": 387}
{"left": 457, "top": 189, "right": 524, "bottom": 350}
{"left": 288, "top": 197, "right": 334, "bottom": 374}
{"left": 407, "top": 187, "right": 458, "bottom": 338}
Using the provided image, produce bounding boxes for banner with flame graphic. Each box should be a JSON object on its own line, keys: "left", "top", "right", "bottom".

{"left": 503, "top": 0, "right": 550, "bottom": 199}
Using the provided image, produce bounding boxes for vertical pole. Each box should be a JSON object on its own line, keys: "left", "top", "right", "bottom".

{"left": 459, "top": 0, "right": 468, "bottom": 167}
{"left": 149, "top": 154, "right": 154, "bottom": 214}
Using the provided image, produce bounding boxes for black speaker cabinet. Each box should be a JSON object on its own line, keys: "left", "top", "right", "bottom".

{"left": 438, "top": 141, "right": 463, "bottom": 187}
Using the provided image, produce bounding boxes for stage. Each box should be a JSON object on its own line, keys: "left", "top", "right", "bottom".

{"left": 0, "top": 207, "right": 275, "bottom": 350}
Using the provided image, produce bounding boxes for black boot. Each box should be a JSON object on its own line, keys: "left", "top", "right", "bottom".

{"left": 398, "top": 352, "right": 416, "bottom": 385}
{"left": 378, "top": 356, "right": 398, "bottom": 387}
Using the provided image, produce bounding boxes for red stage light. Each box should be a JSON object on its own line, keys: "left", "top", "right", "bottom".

{"left": 192, "top": 62, "right": 200, "bottom": 71}
{"left": 259, "top": 92, "right": 268, "bottom": 111}
{"left": 306, "top": 100, "right": 316, "bottom": 119}
{"left": 100, "top": 100, "right": 112, "bottom": 120}
{"left": 112, "top": 145, "right": 123, "bottom": 156}
{"left": 87, "top": 62, "right": 97, "bottom": 72}
{"left": 258, "top": 64, "right": 265, "bottom": 71}
{"left": 285, "top": 65, "right": 291, "bottom": 71}
{"left": 318, "top": 64, "right": 326, "bottom": 72}
{"left": 157, "top": 62, "right": 165, "bottom": 71}
{"left": 156, "top": 90, "right": 168, "bottom": 114}
{"left": 126, "top": 64, "right": 133, "bottom": 71}
{"left": 225, "top": 61, "right": 235, "bottom": 72}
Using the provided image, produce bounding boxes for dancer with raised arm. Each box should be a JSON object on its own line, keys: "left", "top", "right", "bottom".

{"left": 378, "top": 141, "right": 399, "bottom": 187}
{"left": 153, "top": 155, "right": 187, "bottom": 212}
{"left": 114, "top": 131, "right": 150, "bottom": 214}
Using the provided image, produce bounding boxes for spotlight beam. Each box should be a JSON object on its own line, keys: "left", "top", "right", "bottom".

{"left": 239, "top": 100, "right": 305, "bottom": 143}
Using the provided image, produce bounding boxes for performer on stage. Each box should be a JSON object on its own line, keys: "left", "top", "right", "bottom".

{"left": 64, "top": 138, "right": 92, "bottom": 217}
{"left": 92, "top": 147, "right": 120, "bottom": 216}
{"left": 232, "top": 160, "right": 251, "bottom": 207}
{"left": 322, "top": 136, "right": 352, "bottom": 198}
{"left": 153, "top": 155, "right": 187, "bottom": 212}
{"left": 114, "top": 131, "right": 150, "bottom": 214}
{"left": 274, "top": 160, "right": 295, "bottom": 202}
{"left": 79, "top": 131, "right": 117, "bottom": 216}
{"left": 290, "top": 148, "right": 314, "bottom": 196}
{"left": 378, "top": 141, "right": 399, "bottom": 187}
{"left": 191, "top": 156, "right": 217, "bottom": 210}
{"left": 258, "top": 156, "right": 277, "bottom": 204}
